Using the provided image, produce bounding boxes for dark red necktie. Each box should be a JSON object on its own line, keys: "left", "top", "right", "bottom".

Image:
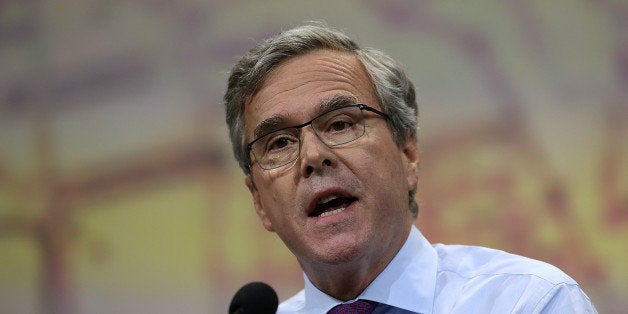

{"left": 327, "top": 300, "right": 377, "bottom": 314}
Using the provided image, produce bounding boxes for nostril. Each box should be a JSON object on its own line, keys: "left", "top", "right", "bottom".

{"left": 323, "top": 159, "right": 331, "bottom": 166}
{"left": 306, "top": 165, "right": 314, "bottom": 175}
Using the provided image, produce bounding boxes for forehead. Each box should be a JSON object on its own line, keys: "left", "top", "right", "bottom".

{"left": 244, "top": 49, "right": 378, "bottom": 139}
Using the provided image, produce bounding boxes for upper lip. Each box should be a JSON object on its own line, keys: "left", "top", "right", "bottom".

{"left": 307, "top": 188, "right": 357, "bottom": 217}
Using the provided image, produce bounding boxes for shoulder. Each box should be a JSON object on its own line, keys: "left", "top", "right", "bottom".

{"left": 433, "top": 243, "right": 575, "bottom": 285}
{"left": 432, "top": 244, "right": 597, "bottom": 313}
{"left": 277, "top": 289, "right": 305, "bottom": 314}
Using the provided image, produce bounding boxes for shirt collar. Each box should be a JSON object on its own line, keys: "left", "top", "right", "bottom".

{"left": 302, "top": 225, "right": 437, "bottom": 314}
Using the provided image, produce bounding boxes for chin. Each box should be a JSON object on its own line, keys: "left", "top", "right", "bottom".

{"left": 313, "top": 235, "right": 370, "bottom": 266}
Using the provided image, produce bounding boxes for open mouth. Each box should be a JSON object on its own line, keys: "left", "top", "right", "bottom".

{"left": 309, "top": 195, "right": 357, "bottom": 218}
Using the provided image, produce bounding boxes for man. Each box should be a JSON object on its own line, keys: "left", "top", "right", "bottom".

{"left": 224, "top": 23, "right": 596, "bottom": 313}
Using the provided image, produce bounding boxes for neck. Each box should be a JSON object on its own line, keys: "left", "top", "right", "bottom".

{"left": 300, "top": 225, "right": 411, "bottom": 301}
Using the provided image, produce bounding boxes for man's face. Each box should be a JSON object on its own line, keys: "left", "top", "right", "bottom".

{"left": 244, "top": 49, "right": 419, "bottom": 271}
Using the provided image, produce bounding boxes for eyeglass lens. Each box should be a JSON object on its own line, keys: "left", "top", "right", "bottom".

{"left": 250, "top": 105, "right": 367, "bottom": 170}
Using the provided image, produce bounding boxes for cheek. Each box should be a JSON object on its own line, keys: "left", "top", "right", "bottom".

{"left": 357, "top": 141, "right": 405, "bottom": 177}
{"left": 259, "top": 179, "right": 297, "bottom": 219}
{"left": 357, "top": 146, "right": 409, "bottom": 201}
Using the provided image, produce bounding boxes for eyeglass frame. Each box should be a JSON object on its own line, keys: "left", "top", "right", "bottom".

{"left": 246, "top": 103, "right": 389, "bottom": 171}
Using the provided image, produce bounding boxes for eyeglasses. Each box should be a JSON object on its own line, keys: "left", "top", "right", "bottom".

{"left": 247, "top": 104, "right": 389, "bottom": 170}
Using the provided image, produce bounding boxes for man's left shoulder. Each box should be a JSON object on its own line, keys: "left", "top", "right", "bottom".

{"left": 432, "top": 244, "right": 597, "bottom": 313}
{"left": 433, "top": 243, "right": 575, "bottom": 284}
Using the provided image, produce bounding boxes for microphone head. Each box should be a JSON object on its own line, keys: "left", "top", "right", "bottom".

{"left": 228, "top": 281, "right": 279, "bottom": 314}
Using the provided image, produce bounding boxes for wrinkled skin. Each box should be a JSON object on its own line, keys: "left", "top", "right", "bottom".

{"left": 244, "top": 49, "right": 419, "bottom": 300}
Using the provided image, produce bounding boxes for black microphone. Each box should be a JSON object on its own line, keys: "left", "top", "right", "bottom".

{"left": 228, "top": 281, "right": 279, "bottom": 314}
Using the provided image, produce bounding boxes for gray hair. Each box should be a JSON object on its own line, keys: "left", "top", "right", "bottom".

{"left": 224, "top": 23, "right": 419, "bottom": 217}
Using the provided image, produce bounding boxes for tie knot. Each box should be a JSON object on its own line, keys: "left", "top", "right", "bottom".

{"left": 327, "top": 299, "right": 377, "bottom": 314}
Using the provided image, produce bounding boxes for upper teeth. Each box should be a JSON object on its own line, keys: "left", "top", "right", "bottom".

{"left": 318, "top": 195, "right": 339, "bottom": 204}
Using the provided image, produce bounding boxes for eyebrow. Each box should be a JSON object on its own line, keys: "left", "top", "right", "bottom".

{"left": 318, "top": 94, "right": 358, "bottom": 113}
{"left": 253, "top": 115, "right": 287, "bottom": 140}
{"left": 251, "top": 94, "right": 359, "bottom": 140}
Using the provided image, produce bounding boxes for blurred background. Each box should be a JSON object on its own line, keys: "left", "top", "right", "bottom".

{"left": 1, "top": 0, "right": 626, "bottom": 313}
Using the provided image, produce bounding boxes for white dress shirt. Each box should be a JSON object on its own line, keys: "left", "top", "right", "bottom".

{"left": 278, "top": 225, "right": 596, "bottom": 313}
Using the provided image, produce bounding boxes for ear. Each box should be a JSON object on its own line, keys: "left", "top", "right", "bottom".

{"left": 401, "top": 136, "right": 420, "bottom": 192}
{"left": 245, "top": 175, "right": 275, "bottom": 232}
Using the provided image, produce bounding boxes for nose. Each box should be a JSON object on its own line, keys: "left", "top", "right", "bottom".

{"left": 299, "top": 127, "right": 334, "bottom": 177}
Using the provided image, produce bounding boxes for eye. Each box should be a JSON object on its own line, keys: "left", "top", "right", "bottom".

{"left": 323, "top": 114, "right": 356, "bottom": 134}
{"left": 264, "top": 133, "right": 298, "bottom": 153}
{"left": 330, "top": 120, "right": 350, "bottom": 131}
